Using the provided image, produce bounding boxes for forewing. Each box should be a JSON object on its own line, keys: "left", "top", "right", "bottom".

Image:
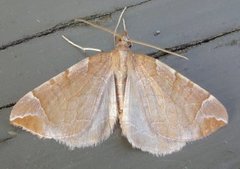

{"left": 121, "top": 54, "right": 228, "bottom": 155}
{"left": 10, "top": 52, "right": 118, "bottom": 148}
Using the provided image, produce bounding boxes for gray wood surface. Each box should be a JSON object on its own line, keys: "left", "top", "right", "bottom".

{"left": 1, "top": 0, "right": 240, "bottom": 169}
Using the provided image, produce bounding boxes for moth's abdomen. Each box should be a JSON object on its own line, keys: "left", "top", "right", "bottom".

{"left": 112, "top": 50, "right": 129, "bottom": 114}
{"left": 115, "top": 72, "right": 127, "bottom": 113}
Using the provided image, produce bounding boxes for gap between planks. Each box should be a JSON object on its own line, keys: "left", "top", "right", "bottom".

{"left": 0, "top": 0, "right": 152, "bottom": 51}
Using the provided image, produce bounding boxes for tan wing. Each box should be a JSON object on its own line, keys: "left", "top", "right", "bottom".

{"left": 10, "top": 52, "right": 118, "bottom": 148}
{"left": 120, "top": 54, "right": 228, "bottom": 156}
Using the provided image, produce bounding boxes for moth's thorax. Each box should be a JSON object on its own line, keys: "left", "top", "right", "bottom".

{"left": 112, "top": 49, "right": 130, "bottom": 113}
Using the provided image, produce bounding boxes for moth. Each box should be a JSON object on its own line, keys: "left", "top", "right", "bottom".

{"left": 10, "top": 9, "right": 228, "bottom": 156}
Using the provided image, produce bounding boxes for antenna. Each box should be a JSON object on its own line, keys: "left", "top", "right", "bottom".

{"left": 75, "top": 11, "right": 188, "bottom": 60}
{"left": 114, "top": 7, "right": 127, "bottom": 45}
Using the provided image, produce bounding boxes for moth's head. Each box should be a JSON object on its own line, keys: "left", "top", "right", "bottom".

{"left": 115, "top": 31, "right": 132, "bottom": 49}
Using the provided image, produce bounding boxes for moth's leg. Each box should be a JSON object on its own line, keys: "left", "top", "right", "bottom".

{"left": 62, "top": 35, "right": 102, "bottom": 54}
{"left": 122, "top": 18, "right": 127, "bottom": 32}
